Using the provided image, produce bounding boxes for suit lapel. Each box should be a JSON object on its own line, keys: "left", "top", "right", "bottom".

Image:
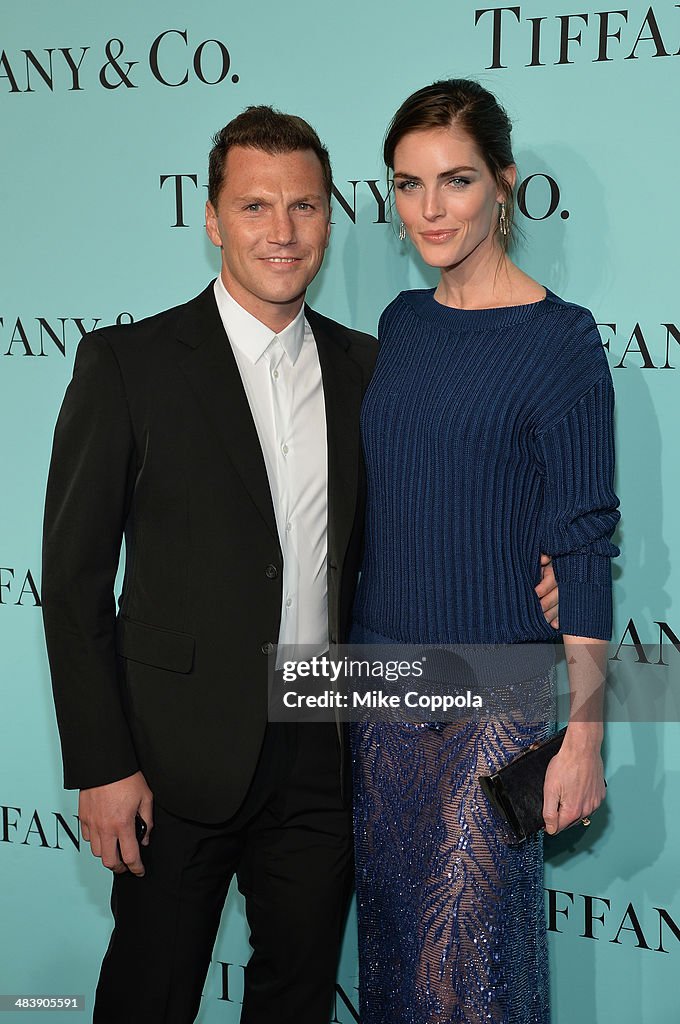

{"left": 174, "top": 285, "right": 278, "bottom": 540}
{"left": 172, "top": 287, "right": 365, "bottom": 566}
{"left": 306, "top": 306, "right": 364, "bottom": 575}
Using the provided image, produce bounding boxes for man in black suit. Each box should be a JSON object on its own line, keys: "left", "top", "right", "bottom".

{"left": 43, "top": 105, "right": 559, "bottom": 1023}
{"left": 42, "top": 106, "right": 376, "bottom": 1024}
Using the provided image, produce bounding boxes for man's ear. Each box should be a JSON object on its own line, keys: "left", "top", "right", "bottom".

{"left": 205, "top": 201, "right": 222, "bottom": 248}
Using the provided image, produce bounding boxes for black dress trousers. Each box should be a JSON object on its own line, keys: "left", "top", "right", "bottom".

{"left": 93, "top": 722, "right": 353, "bottom": 1024}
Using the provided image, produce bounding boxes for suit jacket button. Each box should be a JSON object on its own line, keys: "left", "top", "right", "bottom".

{"left": 261, "top": 641, "right": 276, "bottom": 655}
{"left": 265, "top": 564, "right": 279, "bottom": 579}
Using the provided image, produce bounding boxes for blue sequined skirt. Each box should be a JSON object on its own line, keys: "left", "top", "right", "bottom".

{"left": 349, "top": 622, "right": 552, "bottom": 1024}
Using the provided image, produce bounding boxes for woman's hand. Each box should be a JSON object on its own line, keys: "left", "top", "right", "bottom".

{"left": 542, "top": 724, "right": 606, "bottom": 834}
{"left": 542, "top": 635, "right": 608, "bottom": 835}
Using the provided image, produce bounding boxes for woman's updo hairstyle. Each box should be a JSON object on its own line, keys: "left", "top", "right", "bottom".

{"left": 384, "top": 79, "right": 516, "bottom": 250}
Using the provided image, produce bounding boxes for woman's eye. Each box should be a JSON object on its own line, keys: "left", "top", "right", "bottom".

{"left": 449, "top": 178, "right": 470, "bottom": 188}
{"left": 396, "top": 180, "right": 419, "bottom": 191}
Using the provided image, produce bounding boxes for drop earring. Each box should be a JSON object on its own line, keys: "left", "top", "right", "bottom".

{"left": 399, "top": 222, "right": 406, "bottom": 241}
{"left": 499, "top": 202, "right": 509, "bottom": 237}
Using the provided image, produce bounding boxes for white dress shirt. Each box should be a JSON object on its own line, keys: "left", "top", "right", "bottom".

{"left": 213, "top": 276, "right": 329, "bottom": 658}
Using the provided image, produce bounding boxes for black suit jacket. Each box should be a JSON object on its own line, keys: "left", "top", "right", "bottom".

{"left": 42, "top": 284, "right": 377, "bottom": 822}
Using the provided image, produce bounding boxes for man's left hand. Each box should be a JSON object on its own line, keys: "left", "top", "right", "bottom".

{"left": 536, "top": 553, "right": 559, "bottom": 628}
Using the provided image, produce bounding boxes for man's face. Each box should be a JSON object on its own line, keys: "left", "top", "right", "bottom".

{"left": 205, "top": 146, "right": 331, "bottom": 330}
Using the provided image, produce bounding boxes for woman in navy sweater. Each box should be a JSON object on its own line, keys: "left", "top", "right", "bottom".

{"left": 350, "top": 80, "right": 619, "bottom": 1023}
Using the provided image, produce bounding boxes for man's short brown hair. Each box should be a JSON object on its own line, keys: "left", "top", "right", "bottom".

{"left": 208, "top": 105, "right": 333, "bottom": 207}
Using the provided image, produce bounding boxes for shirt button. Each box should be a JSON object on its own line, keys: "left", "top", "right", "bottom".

{"left": 273, "top": 369, "right": 279, "bottom": 379}
{"left": 286, "top": 522, "right": 292, "bottom": 532}
{"left": 265, "top": 564, "right": 278, "bottom": 579}
{"left": 281, "top": 443, "right": 289, "bottom": 455}
{"left": 261, "top": 641, "right": 276, "bottom": 655}
{"left": 286, "top": 597, "right": 292, "bottom": 607}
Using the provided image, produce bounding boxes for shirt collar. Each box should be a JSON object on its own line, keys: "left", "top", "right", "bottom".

{"left": 213, "top": 276, "right": 307, "bottom": 366}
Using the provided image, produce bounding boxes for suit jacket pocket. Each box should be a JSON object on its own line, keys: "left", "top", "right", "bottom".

{"left": 116, "top": 615, "right": 195, "bottom": 674}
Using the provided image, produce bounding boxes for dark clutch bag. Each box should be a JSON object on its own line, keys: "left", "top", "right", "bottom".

{"left": 478, "top": 727, "right": 567, "bottom": 845}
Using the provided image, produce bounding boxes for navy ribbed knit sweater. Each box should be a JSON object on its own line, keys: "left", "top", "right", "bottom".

{"left": 352, "top": 287, "right": 620, "bottom": 646}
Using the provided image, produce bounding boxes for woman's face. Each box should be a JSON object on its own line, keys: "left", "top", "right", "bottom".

{"left": 393, "top": 124, "right": 512, "bottom": 270}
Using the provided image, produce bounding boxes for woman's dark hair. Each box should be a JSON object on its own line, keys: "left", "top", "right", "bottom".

{"left": 208, "top": 105, "right": 332, "bottom": 208}
{"left": 384, "top": 79, "right": 516, "bottom": 249}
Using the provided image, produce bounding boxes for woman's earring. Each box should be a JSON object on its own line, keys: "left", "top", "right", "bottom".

{"left": 399, "top": 222, "right": 406, "bottom": 241}
{"left": 499, "top": 202, "right": 509, "bottom": 237}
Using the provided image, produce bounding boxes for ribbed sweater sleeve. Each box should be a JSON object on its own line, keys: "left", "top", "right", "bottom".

{"left": 536, "top": 374, "right": 620, "bottom": 639}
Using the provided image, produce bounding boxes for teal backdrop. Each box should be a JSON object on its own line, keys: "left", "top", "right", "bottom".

{"left": 2, "top": 1, "right": 679, "bottom": 1020}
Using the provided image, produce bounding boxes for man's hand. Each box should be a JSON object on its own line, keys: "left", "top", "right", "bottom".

{"left": 79, "top": 771, "right": 153, "bottom": 877}
{"left": 536, "top": 553, "right": 559, "bottom": 628}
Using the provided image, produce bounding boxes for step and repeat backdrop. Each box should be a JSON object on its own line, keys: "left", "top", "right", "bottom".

{"left": 2, "top": 1, "right": 679, "bottom": 1021}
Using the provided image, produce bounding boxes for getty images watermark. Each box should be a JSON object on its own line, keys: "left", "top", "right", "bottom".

{"left": 268, "top": 643, "right": 680, "bottom": 724}
{"left": 270, "top": 643, "right": 557, "bottom": 724}
{"left": 279, "top": 651, "right": 483, "bottom": 715}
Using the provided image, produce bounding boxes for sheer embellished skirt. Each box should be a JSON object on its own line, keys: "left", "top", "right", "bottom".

{"left": 350, "top": 655, "right": 553, "bottom": 1024}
